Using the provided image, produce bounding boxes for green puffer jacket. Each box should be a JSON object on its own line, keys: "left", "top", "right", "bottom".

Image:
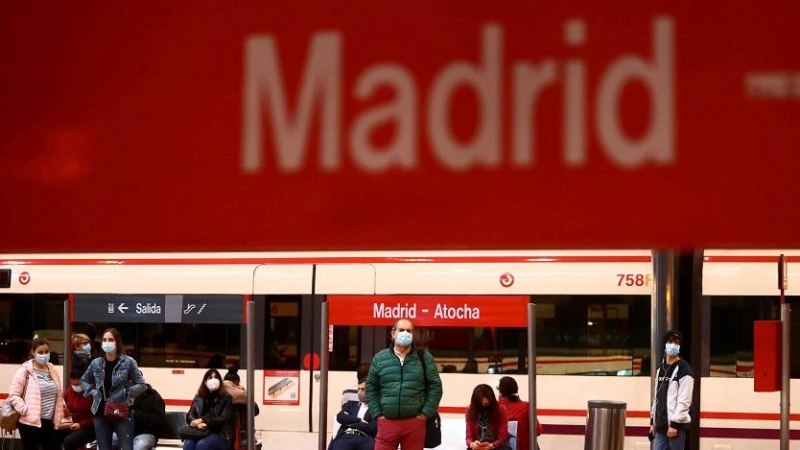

{"left": 365, "top": 347, "right": 443, "bottom": 420}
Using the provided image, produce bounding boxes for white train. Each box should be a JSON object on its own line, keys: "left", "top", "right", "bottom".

{"left": 0, "top": 250, "right": 797, "bottom": 450}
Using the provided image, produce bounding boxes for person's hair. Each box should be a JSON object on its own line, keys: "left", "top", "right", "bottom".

{"left": 102, "top": 328, "right": 125, "bottom": 355}
{"left": 356, "top": 363, "right": 371, "bottom": 383}
{"left": 497, "top": 376, "right": 520, "bottom": 402}
{"left": 467, "top": 384, "right": 499, "bottom": 423}
{"left": 198, "top": 368, "right": 223, "bottom": 399}
{"left": 69, "top": 367, "right": 84, "bottom": 379}
{"left": 72, "top": 333, "right": 90, "bottom": 350}
{"left": 224, "top": 366, "right": 240, "bottom": 383}
{"left": 30, "top": 336, "right": 50, "bottom": 358}
{"left": 391, "top": 319, "right": 413, "bottom": 331}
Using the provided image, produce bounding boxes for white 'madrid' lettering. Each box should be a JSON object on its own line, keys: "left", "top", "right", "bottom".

{"left": 241, "top": 33, "right": 341, "bottom": 173}
{"left": 595, "top": 18, "right": 674, "bottom": 167}
{"left": 427, "top": 25, "right": 502, "bottom": 171}
{"left": 373, "top": 302, "right": 417, "bottom": 319}
{"left": 241, "top": 16, "right": 675, "bottom": 173}
{"left": 434, "top": 303, "right": 480, "bottom": 320}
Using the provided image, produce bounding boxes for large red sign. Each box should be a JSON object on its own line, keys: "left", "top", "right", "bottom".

{"left": 1, "top": 2, "right": 799, "bottom": 251}
{"left": 329, "top": 295, "right": 529, "bottom": 327}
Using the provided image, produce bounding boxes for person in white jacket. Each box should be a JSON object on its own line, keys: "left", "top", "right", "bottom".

{"left": 649, "top": 330, "right": 694, "bottom": 450}
{"left": 7, "top": 336, "right": 65, "bottom": 450}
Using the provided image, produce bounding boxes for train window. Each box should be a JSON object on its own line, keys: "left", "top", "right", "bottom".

{"left": 422, "top": 295, "right": 651, "bottom": 376}
{"left": 0, "top": 294, "right": 69, "bottom": 364}
{"left": 265, "top": 297, "right": 301, "bottom": 369}
{"left": 709, "top": 295, "right": 800, "bottom": 378}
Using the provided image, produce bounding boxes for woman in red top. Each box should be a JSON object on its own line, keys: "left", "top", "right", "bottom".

{"left": 57, "top": 368, "right": 96, "bottom": 450}
{"left": 465, "top": 384, "right": 511, "bottom": 450}
{"left": 497, "top": 376, "right": 543, "bottom": 450}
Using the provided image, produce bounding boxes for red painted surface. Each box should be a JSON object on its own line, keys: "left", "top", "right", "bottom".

{"left": 0, "top": 2, "right": 799, "bottom": 252}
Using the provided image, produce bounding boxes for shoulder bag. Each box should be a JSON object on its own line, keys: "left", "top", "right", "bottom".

{"left": 100, "top": 359, "right": 130, "bottom": 421}
{"left": 418, "top": 349, "right": 441, "bottom": 448}
{"left": 0, "top": 371, "right": 29, "bottom": 432}
{"left": 102, "top": 385, "right": 129, "bottom": 421}
{"left": 180, "top": 397, "right": 209, "bottom": 440}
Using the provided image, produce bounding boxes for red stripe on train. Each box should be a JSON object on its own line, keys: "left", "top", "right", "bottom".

{"left": 0, "top": 256, "right": 651, "bottom": 266}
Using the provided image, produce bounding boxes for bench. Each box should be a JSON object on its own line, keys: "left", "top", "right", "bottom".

{"left": 155, "top": 411, "right": 262, "bottom": 450}
{"left": 330, "top": 417, "right": 517, "bottom": 450}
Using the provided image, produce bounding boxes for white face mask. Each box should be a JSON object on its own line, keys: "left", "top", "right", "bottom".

{"left": 665, "top": 343, "right": 680, "bottom": 357}
{"left": 206, "top": 378, "right": 220, "bottom": 392}
{"left": 72, "top": 384, "right": 83, "bottom": 393}
{"left": 101, "top": 341, "right": 116, "bottom": 354}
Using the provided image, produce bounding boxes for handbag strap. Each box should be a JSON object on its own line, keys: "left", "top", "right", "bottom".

{"left": 21, "top": 369, "right": 29, "bottom": 399}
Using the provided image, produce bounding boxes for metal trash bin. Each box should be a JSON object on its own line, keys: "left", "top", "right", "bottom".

{"left": 584, "top": 400, "right": 626, "bottom": 450}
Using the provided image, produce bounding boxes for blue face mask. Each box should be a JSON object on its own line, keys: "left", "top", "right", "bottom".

{"left": 101, "top": 341, "right": 116, "bottom": 354}
{"left": 665, "top": 343, "right": 680, "bottom": 356}
{"left": 35, "top": 353, "right": 50, "bottom": 365}
{"left": 82, "top": 343, "right": 92, "bottom": 354}
{"left": 395, "top": 331, "right": 413, "bottom": 347}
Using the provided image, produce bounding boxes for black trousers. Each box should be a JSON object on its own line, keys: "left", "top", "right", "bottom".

{"left": 57, "top": 427, "right": 97, "bottom": 450}
{"left": 18, "top": 420, "right": 59, "bottom": 450}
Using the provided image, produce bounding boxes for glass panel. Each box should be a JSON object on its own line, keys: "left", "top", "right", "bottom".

{"left": 422, "top": 295, "right": 650, "bottom": 376}
{"left": 708, "top": 295, "right": 800, "bottom": 378}
{"left": 265, "top": 296, "right": 301, "bottom": 369}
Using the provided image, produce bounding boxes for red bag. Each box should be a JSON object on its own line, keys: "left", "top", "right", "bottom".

{"left": 104, "top": 401, "right": 129, "bottom": 421}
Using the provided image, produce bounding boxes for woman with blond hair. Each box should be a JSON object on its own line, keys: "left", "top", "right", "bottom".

{"left": 70, "top": 333, "right": 93, "bottom": 374}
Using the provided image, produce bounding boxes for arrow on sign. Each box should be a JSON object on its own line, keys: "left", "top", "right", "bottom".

{"left": 118, "top": 303, "right": 128, "bottom": 313}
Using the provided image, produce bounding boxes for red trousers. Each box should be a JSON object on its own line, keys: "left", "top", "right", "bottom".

{"left": 374, "top": 416, "right": 427, "bottom": 450}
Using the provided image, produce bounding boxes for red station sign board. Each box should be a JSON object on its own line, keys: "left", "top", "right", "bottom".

{"left": 328, "top": 295, "right": 530, "bottom": 327}
{"left": 1, "top": 1, "right": 799, "bottom": 251}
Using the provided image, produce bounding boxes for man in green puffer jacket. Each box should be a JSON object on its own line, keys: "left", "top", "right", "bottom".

{"left": 366, "top": 318, "right": 443, "bottom": 450}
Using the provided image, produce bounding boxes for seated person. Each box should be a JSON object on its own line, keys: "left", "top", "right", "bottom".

{"left": 340, "top": 363, "right": 371, "bottom": 406}
{"left": 132, "top": 381, "right": 167, "bottom": 450}
{"left": 329, "top": 379, "right": 376, "bottom": 450}
{"left": 222, "top": 366, "right": 259, "bottom": 447}
{"left": 184, "top": 369, "right": 237, "bottom": 450}
{"left": 57, "top": 368, "right": 96, "bottom": 450}
{"left": 497, "top": 376, "right": 543, "bottom": 450}
{"left": 466, "top": 384, "right": 511, "bottom": 450}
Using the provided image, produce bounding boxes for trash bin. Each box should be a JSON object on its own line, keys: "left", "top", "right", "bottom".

{"left": 584, "top": 400, "right": 626, "bottom": 450}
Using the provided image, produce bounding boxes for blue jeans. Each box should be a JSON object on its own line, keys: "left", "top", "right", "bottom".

{"left": 94, "top": 416, "right": 134, "bottom": 450}
{"left": 183, "top": 434, "right": 231, "bottom": 450}
{"left": 653, "top": 429, "right": 686, "bottom": 450}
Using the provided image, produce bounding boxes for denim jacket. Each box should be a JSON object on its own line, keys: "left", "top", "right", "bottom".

{"left": 80, "top": 354, "right": 146, "bottom": 415}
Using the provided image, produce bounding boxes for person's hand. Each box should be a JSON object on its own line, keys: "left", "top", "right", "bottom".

{"left": 416, "top": 413, "right": 426, "bottom": 420}
{"left": 190, "top": 418, "right": 203, "bottom": 427}
{"left": 70, "top": 423, "right": 80, "bottom": 430}
{"left": 376, "top": 415, "right": 385, "bottom": 421}
{"left": 667, "top": 427, "right": 677, "bottom": 438}
{"left": 198, "top": 423, "right": 208, "bottom": 430}
{"left": 469, "top": 441, "right": 481, "bottom": 449}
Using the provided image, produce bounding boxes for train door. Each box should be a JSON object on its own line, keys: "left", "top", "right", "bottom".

{"left": 252, "top": 264, "right": 374, "bottom": 441}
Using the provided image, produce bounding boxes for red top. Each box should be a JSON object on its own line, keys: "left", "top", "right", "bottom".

{"left": 498, "top": 397, "right": 543, "bottom": 450}
{"left": 465, "top": 404, "right": 510, "bottom": 449}
{"left": 63, "top": 386, "right": 94, "bottom": 429}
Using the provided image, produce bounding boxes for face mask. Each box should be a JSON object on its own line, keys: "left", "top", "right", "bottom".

{"left": 72, "top": 384, "right": 83, "bottom": 393}
{"left": 82, "top": 343, "right": 92, "bottom": 354}
{"left": 665, "top": 343, "right": 680, "bottom": 356}
{"left": 35, "top": 353, "right": 50, "bottom": 365}
{"left": 395, "top": 331, "right": 413, "bottom": 347}
{"left": 101, "top": 342, "right": 116, "bottom": 354}
{"left": 206, "top": 378, "right": 220, "bottom": 392}
{"left": 358, "top": 391, "right": 367, "bottom": 403}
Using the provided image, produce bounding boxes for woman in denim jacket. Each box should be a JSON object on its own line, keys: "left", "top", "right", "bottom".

{"left": 80, "top": 328, "right": 146, "bottom": 450}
